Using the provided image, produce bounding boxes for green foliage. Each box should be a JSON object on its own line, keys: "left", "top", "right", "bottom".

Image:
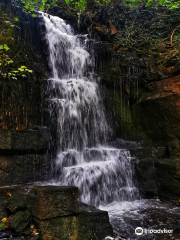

{"left": 0, "top": 222, "right": 6, "bottom": 231}
{"left": 94, "top": 0, "right": 111, "bottom": 6}
{"left": 64, "top": 0, "right": 86, "bottom": 11}
{"left": 124, "top": 0, "right": 180, "bottom": 9}
{"left": 20, "top": 0, "right": 59, "bottom": 14}
{"left": 0, "top": 44, "right": 10, "bottom": 51}
{"left": 20, "top": 0, "right": 111, "bottom": 13}
{"left": 159, "top": 0, "right": 180, "bottom": 9}
{"left": 0, "top": 217, "right": 8, "bottom": 231}
{"left": 0, "top": 44, "right": 32, "bottom": 81}
{"left": 123, "top": 0, "right": 142, "bottom": 7}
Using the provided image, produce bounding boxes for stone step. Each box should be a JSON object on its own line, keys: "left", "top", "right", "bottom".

{"left": 56, "top": 146, "right": 131, "bottom": 168}
{"left": 64, "top": 159, "right": 114, "bottom": 169}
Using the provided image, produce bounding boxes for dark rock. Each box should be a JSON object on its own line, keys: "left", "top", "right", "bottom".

{"left": 0, "top": 185, "right": 113, "bottom": 240}
{"left": 36, "top": 203, "right": 113, "bottom": 240}
{"left": 133, "top": 76, "right": 180, "bottom": 200}
{"left": 0, "top": 231, "right": 11, "bottom": 239}
{"left": 0, "top": 185, "right": 33, "bottom": 213}
{"left": 31, "top": 186, "right": 79, "bottom": 220}
{"left": 0, "top": 154, "right": 49, "bottom": 186}
{"left": 10, "top": 210, "right": 31, "bottom": 233}
{"left": 156, "top": 158, "right": 180, "bottom": 200}
{"left": 36, "top": 216, "right": 78, "bottom": 240}
{"left": 78, "top": 203, "right": 114, "bottom": 240}
{"left": 0, "top": 128, "right": 49, "bottom": 153}
{"left": 47, "top": 2, "right": 78, "bottom": 31}
{"left": 135, "top": 157, "right": 158, "bottom": 198}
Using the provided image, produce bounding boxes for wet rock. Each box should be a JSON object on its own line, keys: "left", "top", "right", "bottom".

{"left": 156, "top": 158, "right": 180, "bottom": 200}
{"left": 0, "top": 128, "right": 50, "bottom": 186}
{"left": 0, "top": 128, "right": 49, "bottom": 153}
{"left": 0, "top": 154, "right": 49, "bottom": 186}
{"left": 0, "top": 231, "right": 12, "bottom": 239}
{"left": 78, "top": 203, "right": 114, "bottom": 240}
{"left": 136, "top": 157, "right": 158, "bottom": 198}
{"left": 31, "top": 186, "right": 79, "bottom": 219}
{"left": 37, "top": 216, "right": 78, "bottom": 240}
{"left": 37, "top": 203, "right": 113, "bottom": 240}
{"left": 10, "top": 210, "right": 31, "bottom": 233}
{"left": 0, "top": 185, "right": 33, "bottom": 213}
{"left": 0, "top": 185, "right": 113, "bottom": 240}
{"left": 133, "top": 76, "right": 180, "bottom": 200}
{"left": 47, "top": 2, "right": 78, "bottom": 31}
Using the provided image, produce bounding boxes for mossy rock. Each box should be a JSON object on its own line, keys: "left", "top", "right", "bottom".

{"left": 11, "top": 210, "right": 31, "bottom": 233}
{"left": 37, "top": 216, "right": 78, "bottom": 240}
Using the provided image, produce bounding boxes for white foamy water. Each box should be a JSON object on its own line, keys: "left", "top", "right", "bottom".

{"left": 40, "top": 12, "right": 180, "bottom": 240}
{"left": 41, "top": 11, "right": 139, "bottom": 208}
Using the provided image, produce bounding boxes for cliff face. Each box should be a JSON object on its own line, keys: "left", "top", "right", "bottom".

{"left": 77, "top": 3, "right": 180, "bottom": 199}
{"left": 0, "top": 0, "right": 48, "bottom": 130}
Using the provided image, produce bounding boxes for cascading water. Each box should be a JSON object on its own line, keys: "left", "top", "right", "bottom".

{"left": 39, "top": 13, "right": 180, "bottom": 240}
{"left": 40, "top": 12, "right": 139, "bottom": 208}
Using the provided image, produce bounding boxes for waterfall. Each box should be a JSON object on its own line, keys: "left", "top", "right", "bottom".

{"left": 41, "top": 12, "right": 139, "bottom": 207}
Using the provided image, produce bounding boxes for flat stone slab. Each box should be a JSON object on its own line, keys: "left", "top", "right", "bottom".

{"left": 0, "top": 127, "right": 49, "bottom": 152}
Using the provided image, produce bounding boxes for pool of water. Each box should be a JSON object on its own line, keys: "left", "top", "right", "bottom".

{"left": 100, "top": 199, "right": 180, "bottom": 240}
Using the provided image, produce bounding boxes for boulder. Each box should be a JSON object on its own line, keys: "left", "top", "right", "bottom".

{"left": 0, "top": 185, "right": 113, "bottom": 240}
{"left": 78, "top": 203, "right": 113, "bottom": 240}
{"left": 31, "top": 186, "right": 79, "bottom": 220}
{"left": 37, "top": 216, "right": 78, "bottom": 240}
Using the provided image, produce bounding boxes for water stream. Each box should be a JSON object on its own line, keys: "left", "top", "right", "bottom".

{"left": 40, "top": 12, "right": 180, "bottom": 240}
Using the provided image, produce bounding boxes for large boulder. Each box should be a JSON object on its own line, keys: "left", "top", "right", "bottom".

{"left": 78, "top": 203, "right": 113, "bottom": 240}
{"left": 31, "top": 186, "right": 79, "bottom": 219}
{"left": 0, "top": 185, "right": 113, "bottom": 240}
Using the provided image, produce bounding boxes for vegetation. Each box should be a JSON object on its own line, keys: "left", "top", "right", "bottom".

{"left": 111, "top": 5, "right": 180, "bottom": 75}
{"left": 0, "top": 44, "right": 32, "bottom": 80}
{"left": 18, "top": 0, "right": 180, "bottom": 13}
{"left": 124, "top": 0, "right": 180, "bottom": 9}
{"left": 0, "top": 7, "right": 35, "bottom": 130}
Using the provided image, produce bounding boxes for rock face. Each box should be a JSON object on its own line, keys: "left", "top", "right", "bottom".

{"left": 31, "top": 186, "right": 79, "bottom": 219}
{"left": 78, "top": 203, "right": 113, "bottom": 240}
{"left": 0, "top": 185, "right": 113, "bottom": 240}
{"left": 133, "top": 75, "right": 180, "bottom": 200}
{"left": 0, "top": 128, "right": 49, "bottom": 152}
{"left": 0, "top": 128, "right": 50, "bottom": 186}
{"left": 93, "top": 27, "right": 180, "bottom": 200}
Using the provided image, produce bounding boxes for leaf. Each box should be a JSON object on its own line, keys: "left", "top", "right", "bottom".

{"left": 0, "top": 44, "right": 10, "bottom": 51}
